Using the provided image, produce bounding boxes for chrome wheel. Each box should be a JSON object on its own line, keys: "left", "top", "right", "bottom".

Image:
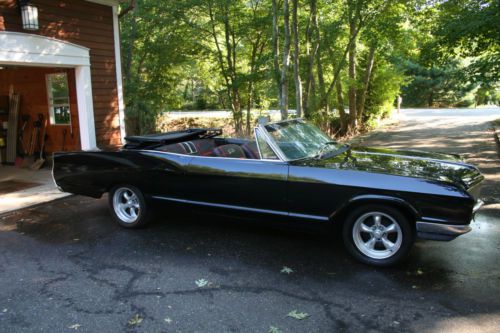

{"left": 112, "top": 187, "right": 140, "bottom": 224}
{"left": 352, "top": 211, "right": 403, "bottom": 260}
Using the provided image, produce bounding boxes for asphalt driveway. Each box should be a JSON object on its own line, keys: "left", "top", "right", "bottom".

{"left": 0, "top": 108, "right": 499, "bottom": 332}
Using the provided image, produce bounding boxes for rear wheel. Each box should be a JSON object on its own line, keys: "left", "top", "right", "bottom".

{"left": 109, "top": 185, "right": 151, "bottom": 228}
{"left": 342, "top": 205, "right": 414, "bottom": 266}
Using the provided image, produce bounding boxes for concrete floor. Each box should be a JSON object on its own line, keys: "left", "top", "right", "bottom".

{"left": 0, "top": 108, "right": 499, "bottom": 332}
{"left": 0, "top": 165, "right": 69, "bottom": 214}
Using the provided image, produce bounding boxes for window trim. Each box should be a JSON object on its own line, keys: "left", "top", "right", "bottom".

{"left": 46, "top": 72, "right": 72, "bottom": 126}
{"left": 254, "top": 126, "right": 287, "bottom": 161}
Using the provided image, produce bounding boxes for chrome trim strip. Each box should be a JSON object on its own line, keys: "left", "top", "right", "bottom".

{"left": 289, "top": 212, "right": 329, "bottom": 221}
{"left": 137, "top": 149, "right": 287, "bottom": 163}
{"left": 419, "top": 216, "right": 450, "bottom": 223}
{"left": 151, "top": 196, "right": 329, "bottom": 221}
{"left": 416, "top": 221, "right": 472, "bottom": 236}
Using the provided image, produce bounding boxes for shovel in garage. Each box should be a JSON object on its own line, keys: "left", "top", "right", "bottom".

{"left": 21, "top": 114, "right": 43, "bottom": 168}
{"left": 20, "top": 121, "right": 38, "bottom": 168}
{"left": 30, "top": 118, "right": 48, "bottom": 170}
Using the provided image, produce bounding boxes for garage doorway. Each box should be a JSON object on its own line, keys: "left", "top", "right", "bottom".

{"left": 0, "top": 66, "right": 81, "bottom": 157}
{"left": 0, "top": 32, "right": 96, "bottom": 211}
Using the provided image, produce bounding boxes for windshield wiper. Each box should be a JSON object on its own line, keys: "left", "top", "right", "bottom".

{"left": 315, "top": 142, "right": 350, "bottom": 160}
{"left": 314, "top": 141, "right": 338, "bottom": 160}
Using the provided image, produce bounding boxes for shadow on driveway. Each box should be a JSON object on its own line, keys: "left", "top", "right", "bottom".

{"left": 1, "top": 194, "right": 499, "bottom": 332}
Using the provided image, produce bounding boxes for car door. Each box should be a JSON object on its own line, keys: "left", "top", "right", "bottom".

{"left": 180, "top": 128, "right": 289, "bottom": 215}
{"left": 140, "top": 151, "right": 195, "bottom": 200}
{"left": 183, "top": 156, "right": 289, "bottom": 215}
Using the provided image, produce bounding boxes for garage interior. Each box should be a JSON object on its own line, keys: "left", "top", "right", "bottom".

{"left": 0, "top": 65, "right": 78, "bottom": 207}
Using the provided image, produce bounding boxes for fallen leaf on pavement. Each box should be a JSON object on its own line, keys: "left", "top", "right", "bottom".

{"left": 287, "top": 310, "right": 310, "bottom": 320}
{"left": 269, "top": 326, "right": 283, "bottom": 333}
{"left": 195, "top": 279, "right": 209, "bottom": 287}
{"left": 128, "top": 314, "right": 143, "bottom": 326}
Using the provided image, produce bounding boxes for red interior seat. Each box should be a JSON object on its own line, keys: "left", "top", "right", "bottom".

{"left": 212, "top": 144, "right": 246, "bottom": 158}
{"left": 241, "top": 141, "right": 260, "bottom": 159}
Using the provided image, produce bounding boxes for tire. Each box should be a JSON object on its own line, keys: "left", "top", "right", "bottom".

{"left": 108, "top": 184, "right": 151, "bottom": 228}
{"left": 342, "top": 204, "right": 414, "bottom": 267}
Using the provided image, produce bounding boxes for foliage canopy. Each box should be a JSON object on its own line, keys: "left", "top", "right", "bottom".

{"left": 119, "top": 0, "right": 499, "bottom": 135}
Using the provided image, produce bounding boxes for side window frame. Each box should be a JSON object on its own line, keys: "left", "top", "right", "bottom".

{"left": 254, "top": 127, "right": 284, "bottom": 161}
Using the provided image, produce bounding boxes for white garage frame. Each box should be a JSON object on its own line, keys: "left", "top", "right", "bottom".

{"left": 0, "top": 31, "right": 97, "bottom": 150}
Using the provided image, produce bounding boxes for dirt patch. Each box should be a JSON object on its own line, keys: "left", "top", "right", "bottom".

{"left": 157, "top": 115, "right": 248, "bottom": 137}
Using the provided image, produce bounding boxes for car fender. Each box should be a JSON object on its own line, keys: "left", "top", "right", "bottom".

{"left": 329, "top": 194, "right": 419, "bottom": 223}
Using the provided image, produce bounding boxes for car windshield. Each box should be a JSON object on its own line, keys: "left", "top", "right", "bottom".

{"left": 263, "top": 119, "right": 342, "bottom": 160}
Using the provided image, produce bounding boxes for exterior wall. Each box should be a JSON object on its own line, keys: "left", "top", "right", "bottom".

{"left": 0, "top": 0, "right": 121, "bottom": 148}
{"left": 0, "top": 67, "right": 80, "bottom": 153}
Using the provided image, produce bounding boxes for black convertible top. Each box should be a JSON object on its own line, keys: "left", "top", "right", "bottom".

{"left": 124, "top": 128, "right": 222, "bottom": 149}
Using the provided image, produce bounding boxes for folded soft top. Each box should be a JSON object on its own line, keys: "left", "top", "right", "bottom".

{"left": 124, "top": 128, "right": 222, "bottom": 149}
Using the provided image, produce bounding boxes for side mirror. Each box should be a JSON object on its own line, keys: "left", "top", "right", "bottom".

{"left": 257, "top": 116, "right": 270, "bottom": 125}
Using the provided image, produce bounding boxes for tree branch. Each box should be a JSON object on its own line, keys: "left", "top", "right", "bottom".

{"left": 118, "top": 0, "right": 136, "bottom": 19}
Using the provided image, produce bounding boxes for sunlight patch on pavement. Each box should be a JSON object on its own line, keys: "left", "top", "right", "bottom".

{"left": 422, "top": 313, "right": 500, "bottom": 333}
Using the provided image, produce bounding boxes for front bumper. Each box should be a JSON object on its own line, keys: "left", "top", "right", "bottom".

{"left": 416, "top": 199, "right": 484, "bottom": 241}
{"left": 416, "top": 222, "right": 472, "bottom": 241}
{"left": 473, "top": 199, "right": 484, "bottom": 214}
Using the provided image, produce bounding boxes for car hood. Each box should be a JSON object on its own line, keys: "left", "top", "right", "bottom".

{"left": 295, "top": 146, "right": 483, "bottom": 189}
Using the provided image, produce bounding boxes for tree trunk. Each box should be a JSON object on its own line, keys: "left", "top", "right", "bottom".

{"left": 321, "top": 0, "right": 364, "bottom": 113}
{"left": 208, "top": 3, "right": 233, "bottom": 114}
{"left": 347, "top": 2, "right": 358, "bottom": 130}
{"left": 208, "top": 3, "right": 242, "bottom": 135}
{"left": 280, "top": 0, "right": 291, "bottom": 120}
{"left": 232, "top": 91, "right": 242, "bottom": 135}
{"left": 291, "top": 0, "right": 302, "bottom": 118}
{"left": 303, "top": 0, "right": 317, "bottom": 118}
{"left": 272, "top": 0, "right": 282, "bottom": 108}
{"left": 356, "top": 44, "right": 376, "bottom": 124}
{"left": 246, "top": 35, "right": 263, "bottom": 136}
{"left": 246, "top": 83, "right": 253, "bottom": 136}
{"left": 336, "top": 79, "right": 348, "bottom": 135}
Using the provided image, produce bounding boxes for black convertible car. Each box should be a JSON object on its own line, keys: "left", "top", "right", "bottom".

{"left": 53, "top": 119, "right": 484, "bottom": 266}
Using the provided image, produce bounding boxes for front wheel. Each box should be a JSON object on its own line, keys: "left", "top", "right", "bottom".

{"left": 109, "top": 185, "right": 151, "bottom": 228}
{"left": 342, "top": 205, "right": 414, "bottom": 266}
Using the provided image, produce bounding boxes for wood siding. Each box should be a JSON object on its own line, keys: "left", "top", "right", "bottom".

{"left": 0, "top": 0, "right": 121, "bottom": 148}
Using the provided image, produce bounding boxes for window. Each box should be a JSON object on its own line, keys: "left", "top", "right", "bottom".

{"left": 264, "top": 119, "right": 339, "bottom": 160}
{"left": 46, "top": 73, "right": 71, "bottom": 125}
{"left": 255, "top": 128, "right": 279, "bottom": 160}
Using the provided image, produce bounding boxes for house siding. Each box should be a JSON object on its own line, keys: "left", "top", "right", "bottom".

{"left": 0, "top": 0, "right": 121, "bottom": 148}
